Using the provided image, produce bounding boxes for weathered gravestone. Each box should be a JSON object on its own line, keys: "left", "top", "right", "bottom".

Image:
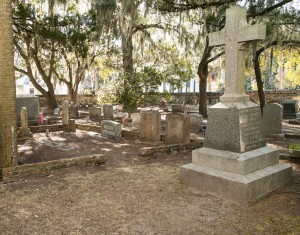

{"left": 140, "top": 111, "right": 161, "bottom": 142}
{"left": 16, "top": 95, "right": 40, "bottom": 126}
{"left": 18, "top": 107, "right": 33, "bottom": 138}
{"left": 165, "top": 113, "right": 190, "bottom": 145}
{"left": 69, "top": 102, "right": 79, "bottom": 118}
{"left": 89, "top": 106, "right": 102, "bottom": 121}
{"left": 262, "top": 103, "right": 284, "bottom": 139}
{"left": 101, "top": 120, "right": 122, "bottom": 139}
{"left": 62, "top": 100, "right": 69, "bottom": 125}
{"left": 188, "top": 113, "right": 203, "bottom": 131}
{"left": 180, "top": 6, "right": 291, "bottom": 204}
{"left": 103, "top": 104, "right": 114, "bottom": 120}
{"left": 67, "top": 119, "right": 76, "bottom": 132}
{"left": 131, "top": 113, "right": 141, "bottom": 127}
{"left": 282, "top": 100, "right": 299, "bottom": 119}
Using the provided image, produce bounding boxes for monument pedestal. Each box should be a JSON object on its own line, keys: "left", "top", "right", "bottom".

{"left": 180, "top": 147, "right": 292, "bottom": 203}
{"left": 180, "top": 101, "right": 292, "bottom": 204}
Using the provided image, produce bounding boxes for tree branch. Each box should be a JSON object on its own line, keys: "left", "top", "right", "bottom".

{"left": 132, "top": 23, "right": 164, "bottom": 34}
{"left": 249, "top": 0, "right": 293, "bottom": 18}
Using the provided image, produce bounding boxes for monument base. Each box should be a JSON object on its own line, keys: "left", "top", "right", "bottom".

{"left": 18, "top": 128, "right": 33, "bottom": 138}
{"left": 265, "top": 133, "right": 285, "bottom": 140}
{"left": 180, "top": 147, "right": 292, "bottom": 204}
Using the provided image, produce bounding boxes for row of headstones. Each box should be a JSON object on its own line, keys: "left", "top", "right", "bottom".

{"left": 89, "top": 104, "right": 114, "bottom": 121}
{"left": 101, "top": 111, "right": 203, "bottom": 145}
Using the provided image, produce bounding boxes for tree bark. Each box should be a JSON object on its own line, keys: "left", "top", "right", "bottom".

{"left": 0, "top": 0, "right": 18, "bottom": 169}
{"left": 197, "top": 36, "right": 212, "bottom": 118}
{"left": 254, "top": 48, "right": 266, "bottom": 114}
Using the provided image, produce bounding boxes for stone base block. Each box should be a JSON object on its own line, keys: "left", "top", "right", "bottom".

{"left": 18, "top": 128, "right": 33, "bottom": 138}
{"left": 180, "top": 163, "right": 292, "bottom": 204}
{"left": 265, "top": 133, "right": 285, "bottom": 140}
{"left": 192, "top": 147, "right": 279, "bottom": 175}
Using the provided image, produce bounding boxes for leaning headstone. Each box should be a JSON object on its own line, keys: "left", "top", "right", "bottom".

{"left": 89, "top": 106, "right": 102, "bottom": 121}
{"left": 18, "top": 107, "right": 33, "bottom": 138}
{"left": 103, "top": 104, "right": 114, "bottom": 120}
{"left": 16, "top": 95, "right": 40, "bottom": 126}
{"left": 131, "top": 113, "right": 141, "bottom": 127}
{"left": 282, "top": 100, "right": 299, "bottom": 119}
{"left": 62, "top": 100, "right": 69, "bottom": 125}
{"left": 101, "top": 120, "right": 122, "bottom": 139}
{"left": 180, "top": 6, "right": 291, "bottom": 204}
{"left": 140, "top": 111, "right": 161, "bottom": 142}
{"left": 189, "top": 113, "right": 203, "bottom": 131}
{"left": 263, "top": 103, "right": 284, "bottom": 139}
{"left": 165, "top": 113, "right": 190, "bottom": 145}
{"left": 69, "top": 102, "right": 79, "bottom": 118}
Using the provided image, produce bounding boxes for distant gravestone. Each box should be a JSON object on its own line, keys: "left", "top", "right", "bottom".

{"left": 16, "top": 95, "right": 40, "bottom": 126}
{"left": 131, "top": 113, "right": 141, "bottom": 127}
{"left": 54, "top": 108, "right": 61, "bottom": 115}
{"left": 282, "top": 100, "right": 298, "bottom": 119}
{"left": 103, "top": 104, "right": 114, "bottom": 120}
{"left": 101, "top": 120, "right": 122, "bottom": 139}
{"left": 180, "top": 6, "right": 291, "bottom": 204}
{"left": 140, "top": 111, "right": 161, "bottom": 142}
{"left": 189, "top": 113, "right": 203, "bottom": 131}
{"left": 67, "top": 119, "right": 76, "bottom": 132}
{"left": 62, "top": 100, "right": 69, "bottom": 125}
{"left": 89, "top": 106, "right": 102, "bottom": 121}
{"left": 165, "top": 113, "right": 190, "bottom": 145}
{"left": 263, "top": 103, "right": 284, "bottom": 139}
{"left": 18, "top": 107, "right": 33, "bottom": 138}
{"left": 171, "top": 104, "right": 183, "bottom": 113}
{"left": 69, "top": 102, "right": 79, "bottom": 118}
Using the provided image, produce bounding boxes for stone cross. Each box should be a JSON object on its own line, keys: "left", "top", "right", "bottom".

{"left": 209, "top": 6, "right": 266, "bottom": 102}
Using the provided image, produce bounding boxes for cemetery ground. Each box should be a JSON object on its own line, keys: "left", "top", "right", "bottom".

{"left": 0, "top": 123, "right": 299, "bottom": 234}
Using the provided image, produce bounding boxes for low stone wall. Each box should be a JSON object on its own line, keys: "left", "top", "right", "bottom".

{"left": 139, "top": 141, "right": 204, "bottom": 156}
{"left": 30, "top": 124, "right": 65, "bottom": 133}
{"left": 38, "top": 90, "right": 300, "bottom": 108}
{"left": 1, "top": 154, "right": 107, "bottom": 182}
{"left": 76, "top": 124, "right": 101, "bottom": 133}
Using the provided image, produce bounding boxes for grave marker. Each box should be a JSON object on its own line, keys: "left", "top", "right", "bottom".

{"left": 101, "top": 120, "right": 122, "bottom": 139}
{"left": 18, "top": 107, "right": 33, "bottom": 138}
{"left": 263, "top": 103, "right": 284, "bottom": 139}
{"left": 89, "top": 106, "right": 102, "bottom": 121}
{"left": 165, "top": 113, "right": 190, "bottom": 145}
{"left": 282, "top": 100, "right": 299, "bottom": 119}
{"left": 62, "top": 100, "right": 69, "bottom": 125}
{"left": 103, "top": 104, "right": 114, "bottom": 120}
{"left": 140, "top": 111, "right": 161, "bottom": 142}
{"left": 180, "top": 6, "right": 291, "bottom": 204}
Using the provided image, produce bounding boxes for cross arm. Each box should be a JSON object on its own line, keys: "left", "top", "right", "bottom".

{"left": 209, "top": 30, "right": 225, "bottom": 47}
{"left": 238, "top": 24, "right": 266, "bottom": 43}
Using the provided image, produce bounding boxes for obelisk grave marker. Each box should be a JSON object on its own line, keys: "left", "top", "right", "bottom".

{"left": 180, "top": 6, "right": 292, "bottom": 204}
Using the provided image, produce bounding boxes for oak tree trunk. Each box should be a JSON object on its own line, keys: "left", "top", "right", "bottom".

{"left": 0, "top": 0, "right": 18, "bottom": 170}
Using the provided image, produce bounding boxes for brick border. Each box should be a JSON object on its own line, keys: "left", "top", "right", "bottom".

{"left": 1, "top": 154, "right": 107, "bottom": 182}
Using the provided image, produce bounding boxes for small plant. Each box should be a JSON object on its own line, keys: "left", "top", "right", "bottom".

{"left": 289, "top": 143, "right": 300, "bottom": 151}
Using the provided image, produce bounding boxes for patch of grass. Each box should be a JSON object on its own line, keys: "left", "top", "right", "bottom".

{"left": 289, "top": 143, "right": 300, "bottom": 151}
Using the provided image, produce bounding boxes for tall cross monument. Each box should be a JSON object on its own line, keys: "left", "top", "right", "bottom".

{"left": 180, "top": 6, "right": 292, "bottom": 204}
{"left": 209, "top": 6, "right": 265, "bottom": 102}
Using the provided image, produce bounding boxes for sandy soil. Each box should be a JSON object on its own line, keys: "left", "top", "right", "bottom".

{"left": 0, "top": 127, "right": 299, "bottom": 234}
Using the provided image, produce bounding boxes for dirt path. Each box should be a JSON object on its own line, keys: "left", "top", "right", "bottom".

{"left": 0, "top": 130, "right": 299, "bottom": 234}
